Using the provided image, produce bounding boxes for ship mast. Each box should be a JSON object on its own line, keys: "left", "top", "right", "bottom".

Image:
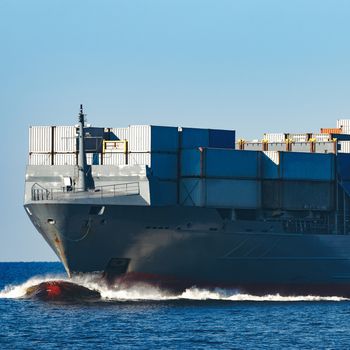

{"left": 77, "top": 104, "right": 87, "bottom": 191}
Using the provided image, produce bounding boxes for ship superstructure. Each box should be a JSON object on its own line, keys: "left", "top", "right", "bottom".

{"left": 24, "top": 108, "right": 350, "bottom": 295}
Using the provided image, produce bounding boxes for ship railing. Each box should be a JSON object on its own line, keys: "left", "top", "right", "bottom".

{"left": 31, "top": 183, "right": 53, "bottom": 201}
{"left": 31, "top": 182, "right": 140, "bottom": 201}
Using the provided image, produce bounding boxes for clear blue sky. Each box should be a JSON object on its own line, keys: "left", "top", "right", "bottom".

{"left": 1, "top": 0, "right": 350, "bottom": 261}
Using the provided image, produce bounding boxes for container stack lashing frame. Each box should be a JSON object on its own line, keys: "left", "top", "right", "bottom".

{"left": 285, "top": 138, "right": 293, "bottom": 152}
{"left": 238, "top": 139, "right": 245, "bottom": 150}
{"left": 333, "top": 138, "right": 338, "bottom": 154}
{"left": 262, "top": 139, "right": 268, "bottom": 151}
{"left": 309, "top": 138, "right": 316, "bottom": 153}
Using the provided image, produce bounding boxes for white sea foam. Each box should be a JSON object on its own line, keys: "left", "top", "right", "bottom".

{"left": 0, "top": 274, "right": 348, "bottom": 302}
{"left": 0, "top": 274, "right": 67, "bottom": 299}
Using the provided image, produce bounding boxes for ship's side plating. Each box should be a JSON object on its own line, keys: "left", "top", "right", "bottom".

{"left": 24, "top": 200, "right": 350, "bottom": 295}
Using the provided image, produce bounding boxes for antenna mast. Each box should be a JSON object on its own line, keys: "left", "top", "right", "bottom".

{"left": 77, "top": 104, "right": 87, "bottom": 191}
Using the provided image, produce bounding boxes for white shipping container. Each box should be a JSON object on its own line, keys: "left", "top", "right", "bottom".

{"left": 29, "top": 126, "right": 52, "bottom": 153}
{"left": 339, "top": 141, "right": 350, "bottom": 153}
{"left": 109, "top": 127, "right": 130, "bottom": 141}
{"left": 289, "top": 133, "right": 308, "bottom": 142}
{"left": 129, "top": 125, "right": 179, "bottom": 152}
{"left": 29, "top": 153, "right": 52, "bottom": 165}
{"left": 337, "top": 119, "right": 350, "bottom": 133}
{"left": 312, "top": 133, "right": 330, "bottom": 142}
{"left": 102, "top": 153, "right": 126, "bottom": 165}
{"left": 263, "top": 133, "right": 285, "bottom": 142}
{"left": 129, "top": 125, "right": 151, "bottom": 152}
{"left": 54, "top": 126, "right": 77, "bottom": 152}
{"left": 54, "top": 153, "right": 76, "bottom": 165}
{"left": 128, "top": 152, "right": 151, "bottom": 166}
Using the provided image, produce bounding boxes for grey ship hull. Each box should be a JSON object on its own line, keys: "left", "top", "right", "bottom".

{"left": 25, "top": 202, "right": 350, "bottom": 296}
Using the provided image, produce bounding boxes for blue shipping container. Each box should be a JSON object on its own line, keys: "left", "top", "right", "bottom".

{"left": 128, "top": 125, "right": 179, "bottom": 152}
{"left": 209, "top": 129, "right": 236, "bottom": 149}
{"left": 181, "top": 149, "right": 203, "bottom": 177}
{"left": 262, "top": 180, "right": 334, "bottom": 210}
{"left": 180, "top": 178, "right": 203, "bottom": 206}
{"left": 205, "top": 179, "right": 260, "bottom": 208}
{"left": 331, "top": 133, "right": 350, "bottom": 141}
{"left": 341, "top": 181, "right": 350, "bottom": 196}
{"left": 180, "top": 127, "right": 209, "bottom": 149}
{"left": 151, "top": 126, "right": 179, "bottom": 152}
{"left": 261, "top": 151, "right": 279, "bottom": 179}
{"left": 281, "top": 181, "right": 334, "bottom": 210}
{"left": 280, "top": 152, "right": 335, "bottom": 181}
{"left": 150, "top": 153, "right": 178, "bottom": 179}
{"left": 181, "top": 148, "right": 259, "bottom": 178}
{"left": 181, "top": 127, "right": 236, "bottom": 149}
{"left": 337, "top": 153, "right": 350, "bottom": 181}
{"left": 205, "top": 149, "right": 259, "bottom": 178}
{"left": 180, "top": 178, "right": 260, "bottom": 208}
{"left": 150, "top": 178, "right": 177, "bottom": 205}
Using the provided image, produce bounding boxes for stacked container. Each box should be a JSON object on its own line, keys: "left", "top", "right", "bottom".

{"left": 53, "top": 126, "right": 77, "bottom": 165}
{"left": 339, "top": 141, "right": 350, "bottom": 153}
{"left": 263, "top": 133, "right": 286, "bottom": 143}
{"left": 321, "top": 128, "right": 342, "bottom": 134}
{"left": 242, "top": 140, "right": 337, "bottom": 154}
{"left": 29, "top": 126, "right": 53, "bottom": 165}
{"left": 337, "top": 154, "right": 350, "bottom": 201}
{"left": 100, "top": 125, "right": 236, "bottom": 204}
{"left": 261, "top": 151, "right": 335, "bottom": 210}
{"left": 102, "top": 127, "right": 129, "bottom": 165}
{"left": 289, "top": 134, "right": 309, "bottom": 142}
{"left": 102, "top": 125, "right": 179, "bottom": 172}
{"left": 180, "top": 148, "right": 260, "bottom": 208}
{"left": 311, "top": 133, "right": 331, "bottom": 142}
{"left": 29, "top": 125, "right": 104, "bottom": 166}
{"left": 179, "top": 127, "right": 236, "bottom": 149}
{"left": 29, "top": 121, "right": 339, "bottom": 211}
{"left": 140, "top": 125, "right": 178, "bottom": 205}
{"left": 337, "top": 120, "right": 350, "bottom": 134}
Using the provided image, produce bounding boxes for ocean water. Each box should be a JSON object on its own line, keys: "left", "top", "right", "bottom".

{"left": 1, "top": 263, "right": 350, "bottom": 349}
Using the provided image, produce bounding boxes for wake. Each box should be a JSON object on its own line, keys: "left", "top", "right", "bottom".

{"left": 0, "top": 274, "right": 348, "bottom": 302}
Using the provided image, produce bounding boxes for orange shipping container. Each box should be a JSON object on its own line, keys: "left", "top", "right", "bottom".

{"left": 320, "top": 128, "right": 342, "bottom": 134}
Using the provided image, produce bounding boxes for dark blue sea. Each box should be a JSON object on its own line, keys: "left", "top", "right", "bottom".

{"left": 1, "top": 262, "right": 350, "bottom": 349}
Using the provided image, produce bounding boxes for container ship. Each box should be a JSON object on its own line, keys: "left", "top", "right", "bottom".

{"left": 24, "top": 107, "right": 350, "bottom": 296}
